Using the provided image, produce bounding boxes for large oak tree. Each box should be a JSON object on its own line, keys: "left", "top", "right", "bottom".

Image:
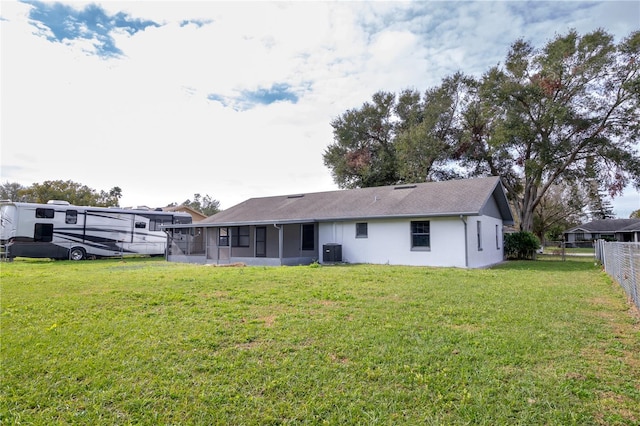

{"left": 324, "top": 30, "right": 640, "bottom": 232}
{"left": 323, "top": 76, "right": 468, "bottom": 188}
{"left": 462, "top": 29, "right": 640, "bottom": 231}
{"left": 323, "top": 91, "right": 399, "bottom": 188}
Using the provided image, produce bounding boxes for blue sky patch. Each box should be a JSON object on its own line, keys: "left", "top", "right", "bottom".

{"left": 242, "top": 83, "right": 299, "bottom": 105}
{"left": 206, "top": 93, "right": 226, "bottom": 104}
{"left": 179, "top": 19, "right": 212, "bottom": 28}
{"left": 506, "top": 1, "right": 595, "bottom": 26}
{"left": 22, "top": 0, "right": 160, "bottom": 57}
{"left": 208, "top": 83, "right": 300, "bottom": 111}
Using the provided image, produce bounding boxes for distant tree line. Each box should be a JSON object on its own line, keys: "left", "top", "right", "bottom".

{"left": 1, "top": 180, "right": 123, "bottom": 207}
{"left": 323, "top": 29, "right": 640, "bottom": 241}
{"left": 0, "top": 181, "right": 221, "bottom": 216}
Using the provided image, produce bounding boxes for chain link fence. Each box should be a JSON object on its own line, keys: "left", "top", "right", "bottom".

{"left": 595, "top": 240, "right": 640, "bottom": 311}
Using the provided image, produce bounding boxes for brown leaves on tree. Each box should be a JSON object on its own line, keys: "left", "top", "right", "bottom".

{"left": 346, "top": 148, "right": 371, "bottom": 171}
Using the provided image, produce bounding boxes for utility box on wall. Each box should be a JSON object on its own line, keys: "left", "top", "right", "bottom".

{"left": 323, "top": 244, "right": 342, "bottom": 262}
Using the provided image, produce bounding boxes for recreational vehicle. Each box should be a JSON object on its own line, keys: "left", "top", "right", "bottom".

{"left": 0, "top": 200, "right": 192, "bottom": 260}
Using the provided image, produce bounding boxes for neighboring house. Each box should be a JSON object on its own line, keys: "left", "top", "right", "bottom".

{"left": 162, "top": 205, "right": 207, "bottom": 222}
{"left": 122, "top": 205, "right": 207, "bottom": 222}
{"left": 163, "top": 176, "right": 514, "bottom": 268}
{"left": 564, "top": 219, "right": 640, "bottom": 246}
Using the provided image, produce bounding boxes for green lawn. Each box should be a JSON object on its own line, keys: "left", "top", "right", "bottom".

{"left": 1, "top": 257, "right": 639, "bottom": 425}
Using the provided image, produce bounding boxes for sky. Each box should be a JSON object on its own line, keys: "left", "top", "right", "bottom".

{"left": 1, "top": 0, "right": 639, "bottom": 218}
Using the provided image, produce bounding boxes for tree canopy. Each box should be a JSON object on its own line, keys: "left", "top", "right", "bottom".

{"left": 323, "top": 91, "right": 400, "bottom": 188}
{"left": 323, "top": 29, "right": 640, "bottom": 232}
{"left": 1, "top": 181, "right": 223, "bottom": 216}
{"left": 169, "top": 193, "right": 221, "bottom": 216}
{"left": 1, "top": 180, "right": 122, "bottom": 207}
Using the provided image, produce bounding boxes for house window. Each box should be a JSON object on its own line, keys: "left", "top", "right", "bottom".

{"left": 219, "top": 228, "right": 229, "bottom": 246}
{"left": 356, "top": 222, "right": 368, "bottom": 238}
{"left": 34, "top": 223, "right": 54, "bottom": 242}
{"left": 496, "top": 225, "right": 500, "bottom": 250}
{"left": 411, "top": 221, "right": 430, "bottom": 249}
{"left": 477, "top": 221, "right": 483, "bottom": 251}
{"left": 231, "top": 226, "right": 250, "bottom": 247}
{"left": 575, "top": 232, "right": 585, "bottom": 241}
{"left": 36, "top": 208, "right": 54, "bottom": 219}
{"left": 219, "top": 227, "right": 250, "bottom": 247}
{"left": 65, "top": 210, "right": 77, "bottom": 224}
{"left": 301, "top": 224, "right": 314, "bottom": 251}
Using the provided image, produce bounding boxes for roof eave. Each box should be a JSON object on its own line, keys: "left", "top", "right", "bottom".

{"left": 490, "top": 178, "right": 515, "bottom": 224}
{"left": 162, "top": 211, "right": 503, "bottom": 229}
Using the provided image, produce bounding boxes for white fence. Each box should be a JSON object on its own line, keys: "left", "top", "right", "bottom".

{"left": 595, "top": 241, "right": 640, "bottom": 311}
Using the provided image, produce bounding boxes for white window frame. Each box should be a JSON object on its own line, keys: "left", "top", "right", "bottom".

{"left": 410, "top": 221, "right": 430, "bottom": 251}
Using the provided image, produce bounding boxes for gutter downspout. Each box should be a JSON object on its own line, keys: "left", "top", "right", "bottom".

{"left": 460, "top": 215, "right": 469, "bottom": 268}
{"left": 274, "top": 224, "right": 283, "bottom": 265}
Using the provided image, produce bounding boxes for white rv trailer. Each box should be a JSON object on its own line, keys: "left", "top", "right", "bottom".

{"left": 0, "top": 200, "right": 192, "bottom": 260}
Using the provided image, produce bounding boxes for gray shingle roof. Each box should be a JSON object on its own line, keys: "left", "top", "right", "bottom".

{"left": 619, "top": 222, "right": 640, "bottom": 232}
{"left": 565, "top": 219, "right": 640, "bottom": 233}
{"left": 201, "top": 176, "right": 513, "bottom": 226}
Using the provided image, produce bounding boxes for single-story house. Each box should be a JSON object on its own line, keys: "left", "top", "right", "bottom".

{"left": 564, "top": 219, "right": 640, "bottom": 246}
{"left": 162, "top": 176, "right": 514, "bottom": 268}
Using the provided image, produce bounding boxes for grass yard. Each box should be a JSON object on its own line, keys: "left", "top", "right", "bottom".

{"left": 1, "top": 257, "right": 639, "bottom": 425}
{"left": 537, "top": 246, "right": 595, "bottom": 258}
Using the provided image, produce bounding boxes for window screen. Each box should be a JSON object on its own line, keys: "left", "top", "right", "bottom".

{"left": 356, "top": 222, "right": 368, "bottom": 238}
{"left": 411, "top": 221, "right": 430, "bottom": 248}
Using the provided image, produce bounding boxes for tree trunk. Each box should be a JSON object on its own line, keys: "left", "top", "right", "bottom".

{"left": 520, "top": 206, "right": 535, "bottom": 232}
{"left": 518, "top": 181, "right": 539, "bottom": 232}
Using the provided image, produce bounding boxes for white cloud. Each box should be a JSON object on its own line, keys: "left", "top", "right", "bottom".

{"left": 612, "top": 186, "right": 640, "bottom": 219}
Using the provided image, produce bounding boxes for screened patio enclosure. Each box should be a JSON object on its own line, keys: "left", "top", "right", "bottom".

{"left": 165, "top": 222, "right": 318, "bottom": 266}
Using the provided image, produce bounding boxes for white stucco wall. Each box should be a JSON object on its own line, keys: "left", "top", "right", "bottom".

{"left": 319, "top": 217, "right": 466, "bottom": 267}
{"left": 465, "top": 216, "right": 505, "bottom": 268}
{"left": 319, "top": 216, "right": 505, "bottom": 268}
